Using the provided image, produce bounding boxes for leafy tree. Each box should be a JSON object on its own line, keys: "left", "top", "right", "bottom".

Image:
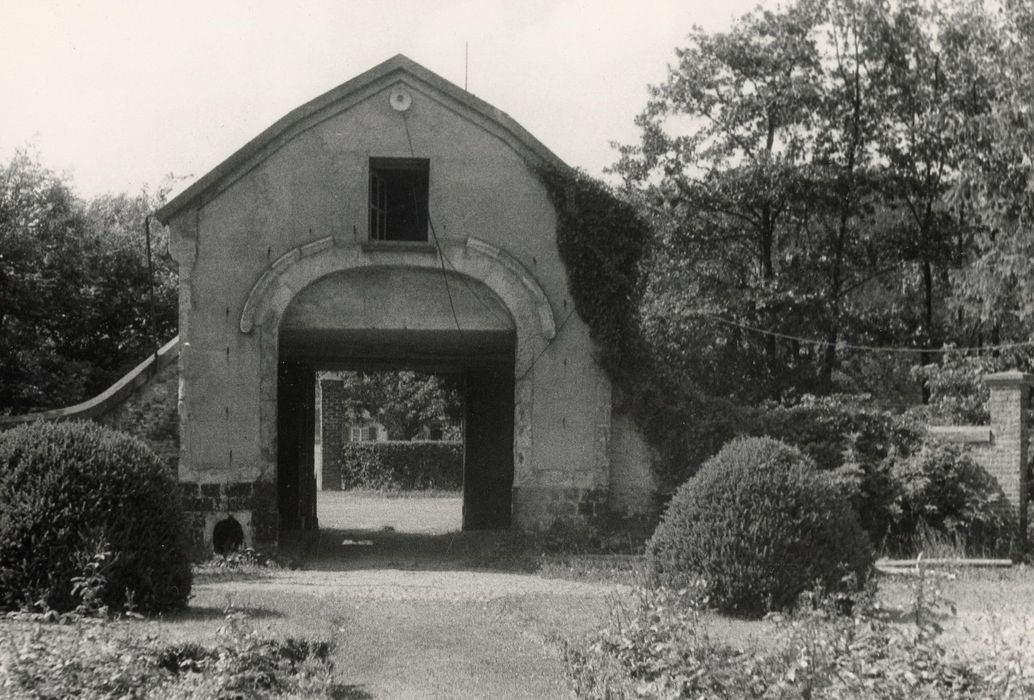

{"left": 804, "top": 0, "right": 896, "bottom": 384}
{"left": 0, "top": 149, "right": 177, "bottom": 413}
{"left": 614, "top": 0, "right": 1029, "bottom": 402}
{"left": 1, "top": 150, "right": 95, "bottom": 409}
{"left": 951, "top": 0, "right": 1034, "bottom": 338}
{"left": 81, "top": 188, "right": 178, "bottom": 391}
{"left": 614, "top": 2, "right": 825, "bottom": 399}
{"left": 323, "top": 370, "right": 463, "bottom": 441}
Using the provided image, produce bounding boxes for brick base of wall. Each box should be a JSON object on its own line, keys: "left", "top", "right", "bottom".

{"left": 178, "top": 480, "right": 277, "bottom": 558}
{"left": 512, "top": 486, "right": 608, "bottom": 528}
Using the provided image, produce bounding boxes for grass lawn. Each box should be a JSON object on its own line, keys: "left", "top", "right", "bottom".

{"left": 316, "top": 490, "right": 462, "bottom": 533}
{"left": 5, "top": 492, "right": 1034, "bottom": 698}
{"left": 878, "top": 565, "right": 1034, "bottom": 662}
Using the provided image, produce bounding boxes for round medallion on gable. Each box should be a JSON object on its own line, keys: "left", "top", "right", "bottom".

{"left": 389, "top": 88, "right": 412, "bottom": 112}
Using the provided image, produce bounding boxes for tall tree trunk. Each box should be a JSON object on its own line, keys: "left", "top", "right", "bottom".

{"left": 761, "top": 205, "right": 779, "bottom": 398}
{"left": 920, "top": 258, "right": 935, "bottom": 402}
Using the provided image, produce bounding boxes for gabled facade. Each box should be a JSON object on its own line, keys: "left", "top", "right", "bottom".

{"left": 155, "top": 55, "right": 655, "bottom": 552}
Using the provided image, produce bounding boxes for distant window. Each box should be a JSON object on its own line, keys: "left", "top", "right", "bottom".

{"left": 369, "top": 157, "right": 429, "bottom": 242}
{"left": 348, "top": 424, "right": 381, "bottom": 442}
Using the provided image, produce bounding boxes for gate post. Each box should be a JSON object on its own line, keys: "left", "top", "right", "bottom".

{"left": 984, "top": 371, "right": 1033, "bottom": 559}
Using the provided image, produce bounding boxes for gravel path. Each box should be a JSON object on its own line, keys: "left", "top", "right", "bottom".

{"left": 212, "top": 567, "right": 621, "bottom": 602}
{"left": 185, "top": 493, "right": 630, "bottom": 698}
{"left": 194, "top": 566, "right": 624, "bottom": 694}
{"left": 192, "top": 562, "right": 623, "bottom": 699}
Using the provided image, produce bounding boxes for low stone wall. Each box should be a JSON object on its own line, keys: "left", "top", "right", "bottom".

{"left": 0, "top": 337, "right": 180, "bottom": 472}
{"left": 98, "top": 352, "right": 179, "bottom": 472}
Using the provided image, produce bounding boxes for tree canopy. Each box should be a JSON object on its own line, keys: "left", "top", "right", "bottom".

{"left": 612, "top": 0, "right": 1034, "bottom": 404}
{"left": 321, "top": 370, "right": 464, "bottom": 441}
{"left": 0, "top": 149, "right": 177, "bottom": 413}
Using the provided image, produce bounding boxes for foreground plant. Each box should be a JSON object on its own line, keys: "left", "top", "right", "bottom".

{"left": 563, "top": 580, "right": 1034, "bottom": 699}
{"left": 0, "top": 609, "right": 337, "bottom": 699}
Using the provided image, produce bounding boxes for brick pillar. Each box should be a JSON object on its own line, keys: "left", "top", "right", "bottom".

{"left": 320, "top": 380, "right": 347, "bottom": 490}
{"left": 984, "top": 371, "right": 1032, "bottom": 558}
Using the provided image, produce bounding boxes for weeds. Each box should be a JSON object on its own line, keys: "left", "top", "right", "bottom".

{"left": 70, "top": 537, "right": 118, "bottom": 619}
{"left": 562, "top": 571, "right": 1034, "bottom": 698}
{"left": 910, "top": 554, "right": 957, "bottom": 636}
{"left": 0, "top": 605, "right": 337, "bottom": 699}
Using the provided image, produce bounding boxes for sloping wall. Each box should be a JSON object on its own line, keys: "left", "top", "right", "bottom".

{"left": 0, "top": 337, "right": 180, "bottom": 471}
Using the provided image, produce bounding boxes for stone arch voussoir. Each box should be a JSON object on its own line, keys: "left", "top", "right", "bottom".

{"left": 241, "top": 235, "right": 556, "bottom": 494}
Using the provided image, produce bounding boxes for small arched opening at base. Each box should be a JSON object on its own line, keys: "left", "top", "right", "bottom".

{"left": 212, "top": 516, "right": 245, "bottom": 554}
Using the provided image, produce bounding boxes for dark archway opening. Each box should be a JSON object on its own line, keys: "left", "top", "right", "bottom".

{"left": 213, "top": 516, "right": 245, "bottom": 554}
{"left": 276, "top": 327, "right": 515, "bottom": 535}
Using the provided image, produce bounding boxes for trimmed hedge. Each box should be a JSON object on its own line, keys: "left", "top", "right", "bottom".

{"left": 648, "top": 437, "right": 873, "bottom": 617}
{"left": 0, "top": 421, "right": 192, "bottom": 614}
{"left": 340, "top": 441, "right": 463, "bottom": 491}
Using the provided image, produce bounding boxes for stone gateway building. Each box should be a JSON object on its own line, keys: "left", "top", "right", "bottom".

{"left": 147, "top": 56, "right": 656, "bottom": 551}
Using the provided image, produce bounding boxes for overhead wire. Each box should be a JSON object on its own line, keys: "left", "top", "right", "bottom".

{"left": 400, "top": 111, "right": 463, "bottom": 333}
{"left": 694, "top": 311, "right": 1034, "bottom": 354}
{"left": 397, "top": 104, "right": 575, "bottom": 380}
{"left": 515, "top": 306, "right": 576, "bottom": 381}
{"left": 399, "top": 109, "right": 516, "bottom": 329}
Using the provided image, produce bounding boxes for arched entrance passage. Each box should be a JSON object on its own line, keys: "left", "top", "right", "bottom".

{"left": 240, "top": 236, "right": 556, "bottom": 534}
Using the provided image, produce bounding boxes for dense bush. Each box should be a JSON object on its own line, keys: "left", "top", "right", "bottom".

{"left": 746, "top": 396, "right": 924, "bottom": 472}
{"left": 0, "top": 611, "right": 336, "bottom": 699}
{"left": 340, "top": 440, "right": 463, "bottom": 491}
{"left": 647, "top": 437, "right": 873, "bottom": 617}
{"left": 748, "top": 396, "right": 926, "bottom": 545}
{"left": 888, "top": 442, "right": 1013, "bottom": 556}
{"left": 645, "top": 392, "right": 925, "bottom": 494}
{"left": 562, "top": 585, "right": 1034, "bottom": 699}
{"left": 0, "top": 421, "right": 192, "bottom": 614}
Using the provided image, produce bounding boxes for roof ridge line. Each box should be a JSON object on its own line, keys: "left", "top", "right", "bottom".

{"left": 155, "top": 54, "right": 569, "bottom": 224}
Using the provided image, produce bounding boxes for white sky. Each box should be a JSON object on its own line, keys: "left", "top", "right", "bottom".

{"left": 0, "top": 0, "right": 765, "bottom": 198}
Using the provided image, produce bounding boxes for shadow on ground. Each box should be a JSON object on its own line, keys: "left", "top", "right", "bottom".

{"left": 331, "top": 684, "right": 374, "bottom": 699}
{"left": 164, "top": 604, "right": 285, "bottom": 621}
{"left": 281, "top": 527, "right": 540, "bottom": 574}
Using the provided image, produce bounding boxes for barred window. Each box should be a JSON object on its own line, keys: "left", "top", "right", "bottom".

{"left": 369, "top": 157, "right": 429, "bottom": 242}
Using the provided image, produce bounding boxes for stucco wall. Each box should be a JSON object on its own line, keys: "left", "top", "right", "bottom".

{"left": 607, "top": 408, "right": 658, "bottom": 517}
{"left": 167, "top": 72, "right": 625, "bottom": 533}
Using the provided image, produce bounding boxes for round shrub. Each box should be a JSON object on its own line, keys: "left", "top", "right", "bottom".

{"left": 0, "top": 421, "right": 192, "bottom": 614}
{"left": 647, "top": 436, "right": 873, "bottom": 617}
